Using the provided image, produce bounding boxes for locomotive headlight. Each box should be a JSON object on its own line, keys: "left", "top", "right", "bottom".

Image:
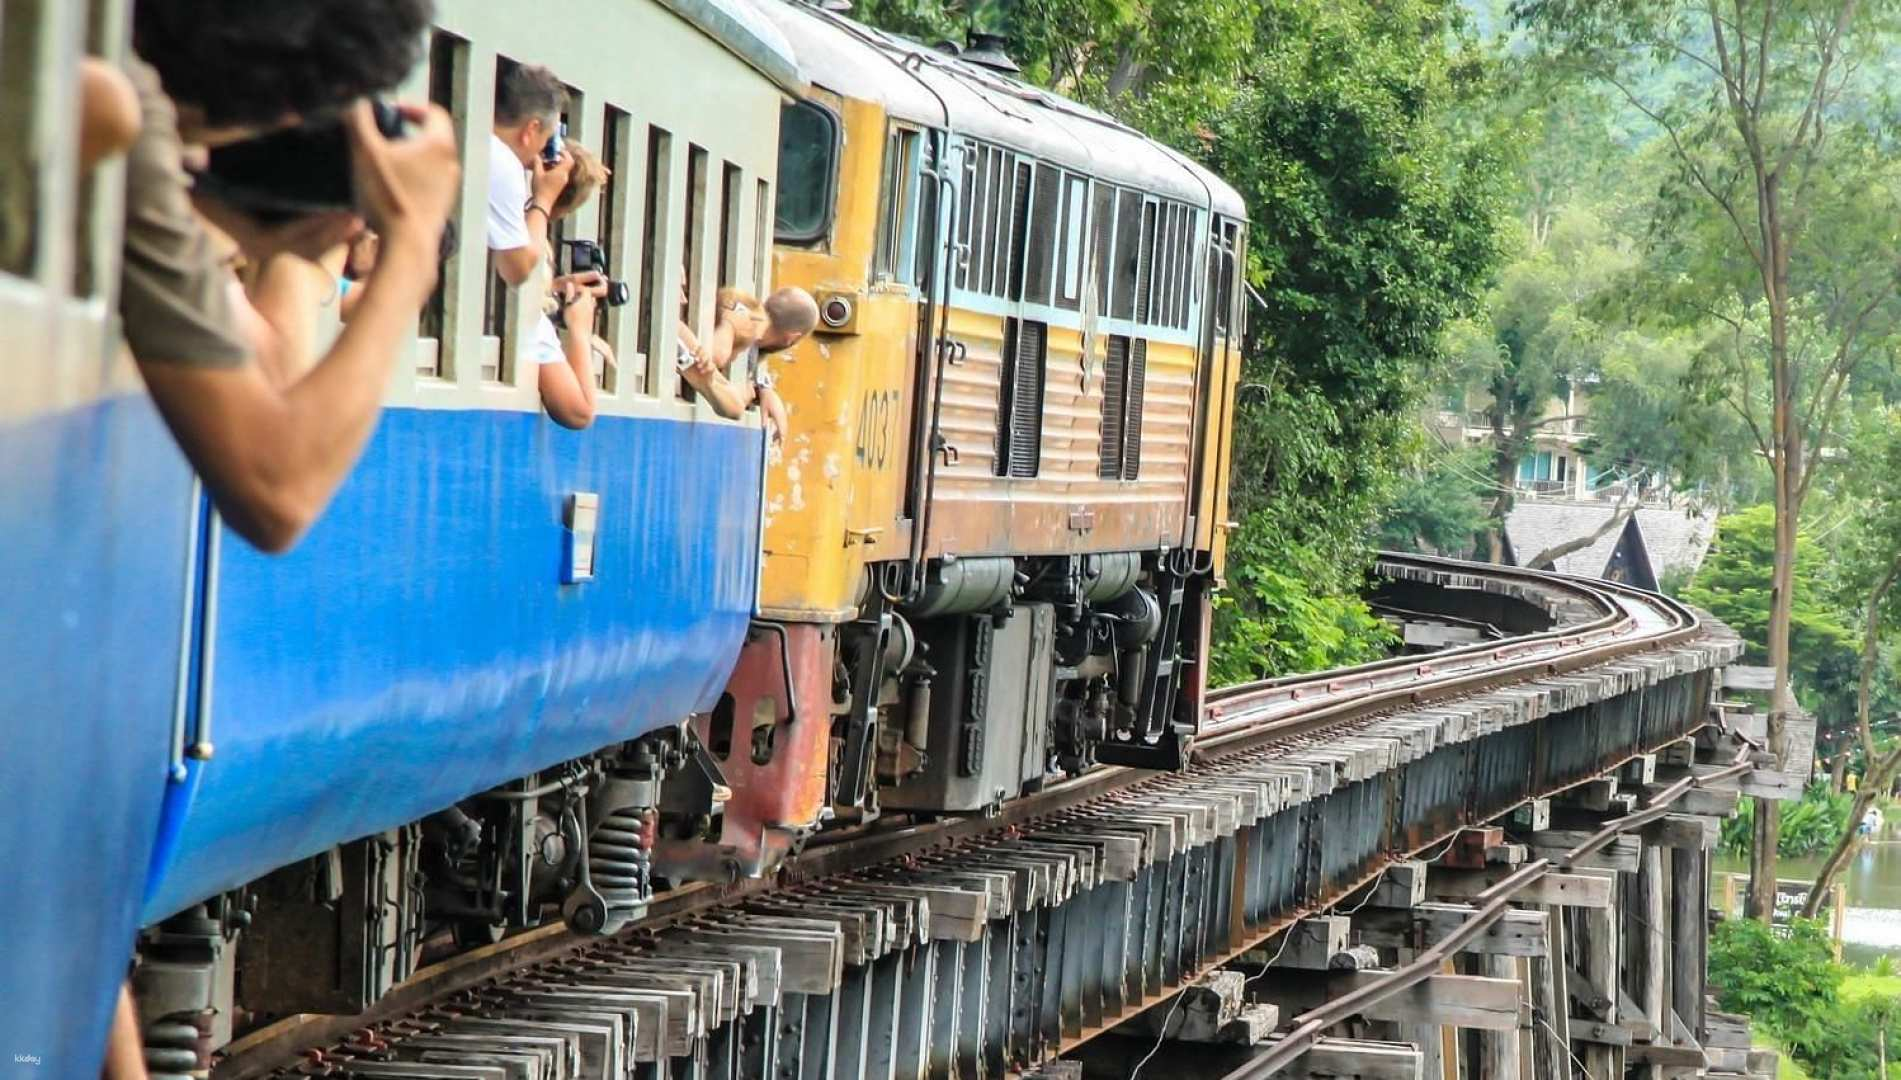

{"left": 816, "top": 290, "right": 858, "bottom": 334}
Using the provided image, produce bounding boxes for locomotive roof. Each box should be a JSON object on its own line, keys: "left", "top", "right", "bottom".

{"left": 666, "top": 0, "right": 809, "bottom": 95}
{"left": 760, "top": 1, "right": 1247, "bottom": 219}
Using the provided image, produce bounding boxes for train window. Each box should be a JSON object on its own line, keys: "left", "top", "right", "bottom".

{"left": 1212, "top": 222, "right": 1234, "bottom": 339}
{"left": 1170, "top": 204, "right": 1189, "bottom": 327}
{"left": 1110, "top": 190, "right": 1141, "bottom": 320}
{"left": 416, "top": 31, "right": 466, "bottom": 378}
{"left": 874, "top": 127, "right": 919, "bottom": 283}
{"left": 1171, "top": 204, "right": 1186, "bottom": 327}
{"left": 970, "top": 145, "right": 996, "bottom": 294}
{"left": 595, "top": 105, "right": 633, "bottom": 393}
{"left": 1227, "top": 221, "right": 1247, "bottom": 341}
{"left": 546, "top": 81, "right": 584, "bottom": 255}
{"left": 74, "top": 0, "right": 116, "bottom": 296}
{"left": 994, "top": 317, "right": 1047, "bottom": 478}
{"left": 1022, "top": 163, "right": 1060, "bottom": 305}
{"left": 774, "top": 100, "right": 838, "bottom": 245}
{"left": 1122, "top": 337, "right": 1147, "bottom": 479}
{"left": 638, "top": 125, "right": 672, "bottom": 392}
{"left": 1003, "top": 159, "right": 1033, "bottom": 301}
{"left": 1091, "top": 182, "right": 1116, "bottom": 313}
{"left": 0, "top": 0, "right": 45, "bottom": 278}
{"left": 955, "top": 140, "right": 979, "bottom": 291}
{"left": 1133, "top": 199, "right": 1157, "bottom": 324}
{"left": 1056, "top": 175, "right": 1088, "bottom": 311}
{"left": 681, "top": 144, "right": 709, "bottom": 403}
{"left": 1152, "top": 204, "right": 1173, "bottom": 328}
{"left": 482, "top": 56, "right": 527, "bottom": 381}
{"left": 719, "top": 161, "right": 742, "bottom": 288}
{"left": 913, "top": 137, "right": 940, "bottom": 288}
{"left": 755, "top": 178, "right": 772, "bottom": 295}
{"left": 982, "top": 149, "right": 1010, "bottom": 295}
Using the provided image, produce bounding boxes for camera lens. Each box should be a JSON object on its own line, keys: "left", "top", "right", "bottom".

{"left": 605, "top": 280, "right": 631, "bottom": 307}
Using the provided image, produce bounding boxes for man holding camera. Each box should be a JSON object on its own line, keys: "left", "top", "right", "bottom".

{"left": 87, "top": 2, "right": 459, "bottom": 1074}
{"left": 486, "top": 66, "right": 610, "bottom": 429}
{"left": 122, "top": 0, "right": 459, "bottom": 557}
{"left": 487, "top": 63, "right": 572, "bottom": 286}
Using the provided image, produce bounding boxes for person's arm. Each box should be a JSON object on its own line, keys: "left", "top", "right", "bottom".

{"left": 80, "top": 59, "right": 140, "bottom": 174}
{"left": 100, "top": 984, "right": 148, "bottom": 1080}
{"left": 538, "top": 280, "right": 599, "bottom": 429}
{"left": 676, "top": 321, "right": 749, "bottom": 418}
{"left": 758, "top": 384, "right": 788, "bottom": 444}
{"left": 495, "top": 149, "right": 572, "bottom": 286}
{"left": 137, "top": 103, "right": 459, "bottom": 553}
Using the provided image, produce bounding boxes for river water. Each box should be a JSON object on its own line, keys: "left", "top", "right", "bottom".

{"left": 1715, "top": 844, "right": 1901, "bottom": 964}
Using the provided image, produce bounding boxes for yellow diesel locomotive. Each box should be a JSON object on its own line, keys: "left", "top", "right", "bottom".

{"left": 675, "top": 2, "right": 1249, "bottom": 878}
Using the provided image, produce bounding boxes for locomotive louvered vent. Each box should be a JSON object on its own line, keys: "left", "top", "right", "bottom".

{"left": 994, "top": 317, "right": 1047, "bottom": 478}
{"left": 1122, "top": 337, "right": 1146, "bottom": 480}
{"left": 1099, "top": 336, "right": 1129, "bottom": 478}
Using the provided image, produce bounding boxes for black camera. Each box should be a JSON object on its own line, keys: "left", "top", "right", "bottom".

{"left": 541, "top": 121, "right": 567, "bottom": 168}
{"left": 192, "top": 101, "right": 408, "bottom": 225}
{"left": 560, "top": 239, "right": 631, "bottom": 307}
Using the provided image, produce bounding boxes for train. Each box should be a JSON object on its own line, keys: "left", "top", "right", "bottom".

{"left": 0, "top": 0, "right": 1246, "bottom": 1073}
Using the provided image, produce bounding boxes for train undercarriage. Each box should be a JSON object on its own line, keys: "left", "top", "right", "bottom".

{"left": 131, "top": 549, "right": 1210, "bottom": 1065}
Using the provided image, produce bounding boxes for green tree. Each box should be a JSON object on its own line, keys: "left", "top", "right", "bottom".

{"left": 1683, "top": 505, "right": 1857, "bottom": 700}
{"left": 1516, "top": 0, "right": 1901, "bottom": 920}
{"left": 1446, "top": 206, "right": 1632, "bottom": 557}
{"left": 1377, "top": 438, "right": 1492, "bottom": 556}
{"left": 1800, "top": 413, "right": 1901, "bottom": 916}
{"left": 846, "top": 0, "right": 1253, "bottom": 135}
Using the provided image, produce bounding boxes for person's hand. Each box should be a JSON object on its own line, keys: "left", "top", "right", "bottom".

{"left": 559, "top": 278, "right": 598, "bottom": 332}
{"left": 555, "top": 270, "right": 607, "bottom": 296}
{"left": 345, "top": 100, "right": 459, "bottom": 259}
{"left": 531, "top": 147, "right": 574, "bottom": 208}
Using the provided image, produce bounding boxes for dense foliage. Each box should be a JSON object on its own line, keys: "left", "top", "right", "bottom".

{"left": 1200, "top": 0, "right": 1509, "bottom": 676}
{"left": 1719, "top": 784, "right": 1852, "bottom": 858}
{"left": 1684, "top": 506, "right": 1858, "bottom": 726}
{"left": 853, "top": 0, "right": 1512, "bottom": 680}
{"left": 1710, "top": 918, "right": 1898, "bottom": 1078}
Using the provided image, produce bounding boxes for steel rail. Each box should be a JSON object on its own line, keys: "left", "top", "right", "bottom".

{"left": 212, "top": 556, "right": 1722, "bottom": 1078}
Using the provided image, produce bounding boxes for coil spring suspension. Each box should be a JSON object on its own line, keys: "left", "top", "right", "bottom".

{"left": 564, "top": 804, "right": 655, "bottom": 935}
{"left": 143, "top": 1012, "right": 210, "bottom": 1080}
{"left": 590, "top": 807, "right": 653, "bottom": 916}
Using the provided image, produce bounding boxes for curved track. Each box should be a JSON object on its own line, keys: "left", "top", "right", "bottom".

{"left": 215, "top": 555, "right": 1734, "bottom": 1079}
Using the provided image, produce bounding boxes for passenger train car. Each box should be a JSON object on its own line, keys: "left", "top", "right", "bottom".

{"left": 0, "top": 0, "right": 1244, "bottom": 1073}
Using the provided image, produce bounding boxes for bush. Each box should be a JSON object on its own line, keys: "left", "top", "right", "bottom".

{"left": 1209, "top": 516, "right": 1396, "bottom": 683}
{"left": 1710, "top": 917, "right": 1896, "bottom": 1078}
{"left": 1721, "top": 783, "right": 1851, "bottom": 857}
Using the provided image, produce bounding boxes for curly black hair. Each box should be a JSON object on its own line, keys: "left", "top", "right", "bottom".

{"left": 133, "top": 0, "right": 434, "bottom": 128}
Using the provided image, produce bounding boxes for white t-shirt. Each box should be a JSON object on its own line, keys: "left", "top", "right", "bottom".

{"left": 532, "top": 315, "right": 565, "bottom": 366}
{"left": 487, "top": 133, "right": 530, "bottom": 251}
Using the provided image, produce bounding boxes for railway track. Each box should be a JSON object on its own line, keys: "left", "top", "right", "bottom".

{"left": 213, "top": 555, "right": 1743, "bottom": 1080}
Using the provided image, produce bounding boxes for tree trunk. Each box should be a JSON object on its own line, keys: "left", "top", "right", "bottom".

{"left": 1749, "top": 467, "right": 1799, "bottom": 921}
{"left": 1832, "top": 744, "right": 1850, "bottom": 792}
{"left": 1487, "top": 434, "right": 1517, "bottom": 565}
{"left": 1800, "top": 787, "right": 1875, "bottom": 918}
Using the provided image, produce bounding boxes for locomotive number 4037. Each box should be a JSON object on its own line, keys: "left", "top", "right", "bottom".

{"left": 854, "top": 389, "right": 901, "bottom": 470}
